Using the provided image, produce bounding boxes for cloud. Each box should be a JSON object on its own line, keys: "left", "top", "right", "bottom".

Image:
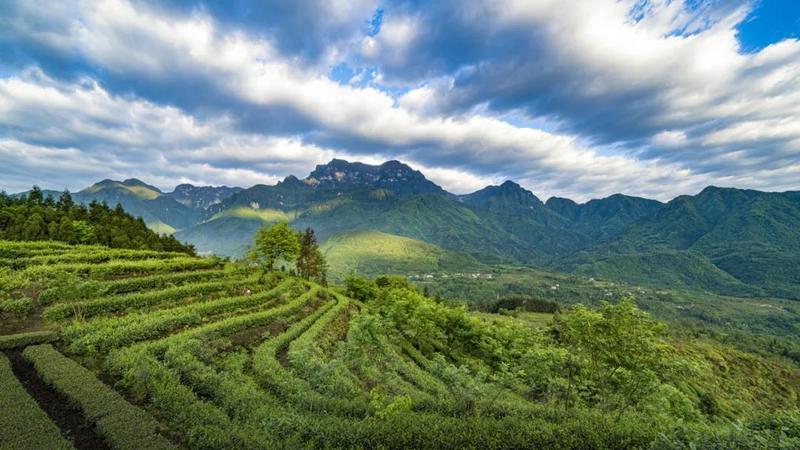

{"left": 144, "top": 0, "right": 378, "bottom": 63}
{"left": 0, "top": 0, "right": 798, "bottom": 202}
{"left": 0, "top": 71, "right": 339, "bottom": 192}
{"left": 364, "top": 0, "right": 800, "bottom": 186}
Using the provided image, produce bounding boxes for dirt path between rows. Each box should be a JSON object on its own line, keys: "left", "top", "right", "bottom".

{"left": 5, "top": 350, "right": 111, "bottom": 450}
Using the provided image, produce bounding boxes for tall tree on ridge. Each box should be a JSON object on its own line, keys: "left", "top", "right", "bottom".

{"left": 297, "top": 227, "right": 327, "bottom": 284}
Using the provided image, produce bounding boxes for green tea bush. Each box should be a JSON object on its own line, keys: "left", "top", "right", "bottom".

{"left": 0, "top": 353, "right": 73, "bottom": 450}
{"left": 23, "top": 344, "right": 177, "bottom": 450}
{"left": 0, "top": 330, "right": 58, "bottom": 349}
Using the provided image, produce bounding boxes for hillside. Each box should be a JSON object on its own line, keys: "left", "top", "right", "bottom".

{"left": 321, "top": 229, "right": 484, "bottom": 279}
{"left": 18, "top": 179, "right": 243, "bottom": 233}
{"left": 545, "top": 193, "right": 663, "bottom": 239}
{"left": 0, "top": 189, "right": 194, "bottom": 254}
{"left": 0, "top": 240, "right": 798, "bottom": 448}
{"left": 565, "top": 187, "right": 800, "bottom": 299}
{"left": 13, "top": 159, "right": 800, "bottom": 300}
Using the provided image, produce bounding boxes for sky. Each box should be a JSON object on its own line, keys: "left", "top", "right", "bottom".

{"left": 0, "top": 0, "right": 799, "bottom": 202}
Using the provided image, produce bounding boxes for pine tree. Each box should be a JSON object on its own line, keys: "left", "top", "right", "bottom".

{"left": 27, "top": 186, "right": 43, "bottom": 205}
{"left": 57, "top": 190, "right": 74, "bottom": 210}
{"left": 296, "top": 227, "right": 327, "bottom": 284}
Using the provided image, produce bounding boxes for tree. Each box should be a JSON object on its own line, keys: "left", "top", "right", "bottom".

{"left": 344, "top": 274, "right": 378, "bottom": 302}
{"left": 551, "top": 297, "right": 672, "bottom": 416}
{"left": 0, "top": 188, "right": 194, "bottom": 254}
{"left": 56, "top": 217, "right": 76, "bottom": 243}
{"left": 72, "top": 220, "right": 95, "bottom": 244}
{"left": 296, "top": 227, "right": 327, "bottom": 283}
{"left": 27, "top": 186, "right": 43, "bottom": 205}
{"left": 57, "top": 190, "right": 74, "bottom": 211}
{"left": 22, "top": 213, "right": 46, "bottom": 240}
{"left": 249, "top": 221, "right": 300, "bottom": 272}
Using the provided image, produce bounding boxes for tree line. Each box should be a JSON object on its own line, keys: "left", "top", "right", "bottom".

{"left": 0, "top": 187, "right": 195, "bottom": 254}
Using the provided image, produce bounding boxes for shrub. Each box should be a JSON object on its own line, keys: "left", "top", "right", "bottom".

{"left": 0, "top": 330, "right": 58, "bottom": 349}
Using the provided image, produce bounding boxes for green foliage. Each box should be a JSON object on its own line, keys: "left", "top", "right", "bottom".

{"left": 62, "top": 279, "right": 293, "bottom": 354}
{"left": 38, "top": 268, "right": 229, "bottom": 305}
{"left": 287, "top": 298, "right": 361, "bottom": 399}
{"left": 0, "top": 240, "right": 797, "bottom": 448}
{"left": 344, "top": 274, "right": 379, "bottom": 302}
{"left": 0, "top": 190, "right": 194, "bottom": 254}
{"left": 2, "top": 248, "right": 184, "bottom": 270}
{"left": 0, "top": 354, "right": 73, "bottom": 450}
{"left": 23, "top": 344, "right": 176, "bottom": 450}
{"left": 43, "top": 273, "right": 259, "bottom": 322}
{"left": 0, "top": 330, "right": 58, "bottom": 349}
{"left": 374, "top": 274, "right": 417, "bottom": 290}
{"left": 296, "top": 227, "right": 327, "bottom": 283}
{"left": 0, "top": 298, "right": 33, "bottom": 315}
{"left": 653, "top": 412, "right": 800, "bottom": 449}
{"left": 16, "top": 256, "right": 218, "bottom": 280}
{"left": 552, "top": 298, "right": 676, "bottom": 414}
{"left": 248, "top": 221, "right": 300, "bottom": 272}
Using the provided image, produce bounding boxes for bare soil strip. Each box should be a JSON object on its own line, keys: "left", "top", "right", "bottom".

{"left": 5, "top": 350, "right": 111, "bottom": 450}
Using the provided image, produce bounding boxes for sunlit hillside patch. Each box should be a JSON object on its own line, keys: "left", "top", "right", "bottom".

{"left": 146, "top": 220, "right": 177, "bottom": 235}
{"left": 321, "top": 229, "right": 483, "bottom": 279}
{"left": 210, "top": 206, "right": 298, "bottom": 223}
{"left": 83, "top": 182, "right": 161, "bottom": 200}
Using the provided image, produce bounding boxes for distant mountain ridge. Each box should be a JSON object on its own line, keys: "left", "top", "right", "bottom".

{"left": 170, "top": 184, "right": 244, "bottom": 210}
{"left": 12, "top": 159, "right": 800, "bottom": 299}
{"left": 306, "top": 159, "right": 446, "bottom": 197}
{"left": 15, "top": 179, "right": 243, "bottom": 233}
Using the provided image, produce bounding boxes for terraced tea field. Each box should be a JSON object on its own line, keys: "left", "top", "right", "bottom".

{"left": 3, "top": 240, "right": 800, "bottom": 449}
{"left": 0, "top": 241, "right": 566, "bottom": 449}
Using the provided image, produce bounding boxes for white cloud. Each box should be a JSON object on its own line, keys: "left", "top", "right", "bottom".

{"left": 0, "top": 69, "right": 218, "bottom": 150}
{"left": 0, "top": 0, "right": 798, "bottom": 201}
{"left": 366, "top": 0, "right": 800, "bottom": 194}
{"left": 0, "top": 73, "right": 339, "bottom": 192}
{"left": 406, "top": 163, "right": 501, "bottom": 195}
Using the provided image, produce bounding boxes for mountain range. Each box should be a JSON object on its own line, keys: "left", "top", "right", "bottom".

{"left": 14, "top": 159, "right": 800, "bottom": 299}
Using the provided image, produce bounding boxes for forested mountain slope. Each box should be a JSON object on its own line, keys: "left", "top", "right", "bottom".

{"left": 0, "top": 189, "right": 194, "bottom": 254}
{"left": 11, "top": 159, "right": 800, "bottom": 299}
{"left": 563, "top": 187, "right": 800, "bottom": 298}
